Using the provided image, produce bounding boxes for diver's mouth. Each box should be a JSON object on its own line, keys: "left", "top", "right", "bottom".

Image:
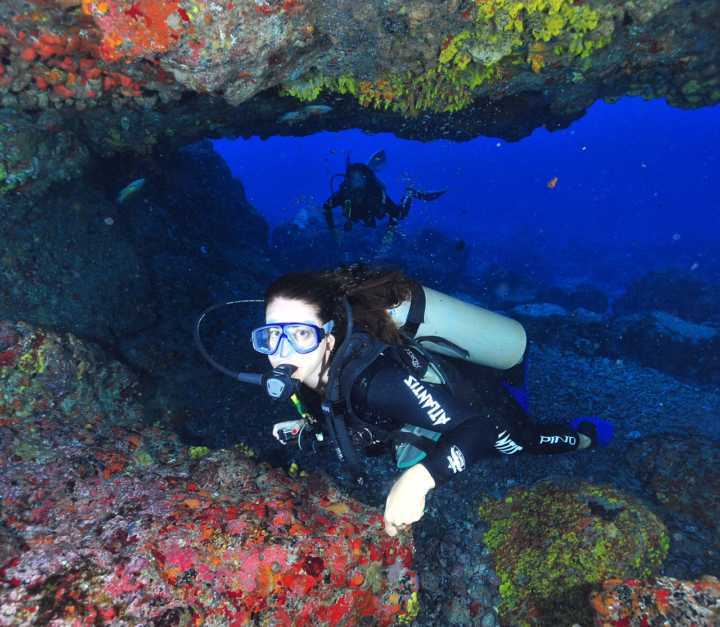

{"left": 273, "top": 361, "right": 303, "bottom": 380}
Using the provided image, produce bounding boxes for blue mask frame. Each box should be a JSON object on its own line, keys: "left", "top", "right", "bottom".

{"left": 251, "top": 320, "right": 335, "bottom": 356}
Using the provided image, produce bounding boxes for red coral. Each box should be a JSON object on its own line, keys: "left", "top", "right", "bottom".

{"left": 0, "top": 349, "right": 18, "bottom": 367}
{"left": 0, "top": 323, "right": 417, "bottom": 626}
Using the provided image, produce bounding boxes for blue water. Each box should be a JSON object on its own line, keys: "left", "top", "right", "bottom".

{"left": 215, "top": 97, "right": 719, "bottom": 248}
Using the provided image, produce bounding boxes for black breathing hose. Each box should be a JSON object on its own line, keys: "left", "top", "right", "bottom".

{"left": 193, "top": 299, "right": 263, "bottom": 386}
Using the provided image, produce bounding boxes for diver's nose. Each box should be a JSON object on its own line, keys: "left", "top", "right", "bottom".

{"left": 277, "top": 336, "right": 294, "bottom": 358}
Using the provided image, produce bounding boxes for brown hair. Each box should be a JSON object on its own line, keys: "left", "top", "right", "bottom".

{"left": 265, "top": 264, "right": 414, "bottom": 346}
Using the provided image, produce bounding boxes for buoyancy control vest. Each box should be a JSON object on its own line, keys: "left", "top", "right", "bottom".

{"left": 319, "top": 329, "right": 473, "bottom": 483}
{"left": 317, "top": 284, "right": 529, "bottom": 485}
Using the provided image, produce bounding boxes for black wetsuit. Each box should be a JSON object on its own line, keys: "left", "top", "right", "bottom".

{"left": 323, "top": 163, "right": 409, "bottom": 231}
{"left": 348, "top": 352, "right": 582, "bottom": 486}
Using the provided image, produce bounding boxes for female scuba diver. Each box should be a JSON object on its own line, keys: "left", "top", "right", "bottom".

{"left": 248, "top": 265, "right": 612, "bottom": 537}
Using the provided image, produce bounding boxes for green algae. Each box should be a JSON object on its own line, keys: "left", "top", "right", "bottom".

{"left": 478, "top": 481, "right": 669, "bottom": 624}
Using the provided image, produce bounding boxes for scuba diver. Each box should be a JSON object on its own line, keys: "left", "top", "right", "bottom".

{"left": 323, "top": 151, "right": 446, "bottom": 244}
{"left": 195, "top": 265, "right": 613, "bottom": 537}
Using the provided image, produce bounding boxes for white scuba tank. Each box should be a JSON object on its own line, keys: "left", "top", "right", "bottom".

{"left": 387, "top": 285, "right": 527, "bottom": 370}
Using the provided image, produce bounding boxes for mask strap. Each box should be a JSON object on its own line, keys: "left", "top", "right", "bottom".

{"left": 317, "top": 331, "right": 335, "bottom": 392}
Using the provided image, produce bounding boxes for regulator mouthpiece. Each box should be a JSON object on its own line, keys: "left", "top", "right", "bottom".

{"left": 262, "top": 364, "right": 300, "bottom": 401}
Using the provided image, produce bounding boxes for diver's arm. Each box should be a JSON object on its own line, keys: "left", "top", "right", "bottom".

{"left": 323, "top": 202, "right": 335, "bottom": 229}
{"left": 323, "top": 191, "right": 342, "bottom": 231}
{"left": 361, "top": 356, "right": 579, "bottom": 487}
{"left": 323, "top": 191, "right": 342, "bottom": 209}
{"left": 358, "top": 356, "right": 475, "bottom": 534}
{"left": 384, "top": 462, "right": 435, "bottom": 536}
{"left": 360, "top": 357, "right": 479, "bottom": 487}
{"left": 323, "top": 190, "right": 345, "bottom": 230}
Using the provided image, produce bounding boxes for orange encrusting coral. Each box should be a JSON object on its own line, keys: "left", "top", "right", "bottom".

{"left": 0, "top": 16, "right": 163, "bottom": 106}
{"left": 84, "top": 0, "right": 184, "bottom": 62}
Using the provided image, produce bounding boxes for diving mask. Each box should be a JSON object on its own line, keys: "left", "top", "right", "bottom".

{"left": 251, "top": 321, "right": 335, "bottom": 356}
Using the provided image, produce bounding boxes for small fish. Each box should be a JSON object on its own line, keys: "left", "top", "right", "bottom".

{"left": 304, "top": 104, "right": 332, "bottom": 116}
{"left": 455, "top": 239, "right": 466, "bottom": 251}
{"left": 546, "top": 176, "right": 558, "bottom": 189}
{"left": 116, "top": 177, "right": 145, "bottom": 204}
{"left": 277, "top": 104, "right": 332, "bottom": 124}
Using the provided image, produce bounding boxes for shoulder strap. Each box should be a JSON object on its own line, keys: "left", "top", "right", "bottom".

{"left": 321, "top": 332, "right": 388, "bottom": 487}
{"left": 338, "top": 333, "right": 388, "bottom": 420}
{"left": 401, "top": 281, "right": 426, "bottom": 338}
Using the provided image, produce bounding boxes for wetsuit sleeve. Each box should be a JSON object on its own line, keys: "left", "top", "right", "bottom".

{"left": 362, "top": 356, "right": 485, "bottom": 485}
{"left": 360, "top": 355, "right": 582, "bottom": 486}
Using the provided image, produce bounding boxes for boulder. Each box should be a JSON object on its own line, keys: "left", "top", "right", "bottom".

{"left": 478, "top": 481, "right": 669, "bottom": 625}
{"left": 614, "top": 270, "right": 720, "bottom": 325}
{"left": 609, "top": 311, "right": 720, "bottom": 383}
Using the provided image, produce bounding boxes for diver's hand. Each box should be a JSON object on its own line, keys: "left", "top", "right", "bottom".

{"left": 384, "top": 463, "right": 436, "bottom": 536}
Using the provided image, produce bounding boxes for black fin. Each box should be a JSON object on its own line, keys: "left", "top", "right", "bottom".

{"left": 413, "top": 189, "right": 447, "bottom": 201}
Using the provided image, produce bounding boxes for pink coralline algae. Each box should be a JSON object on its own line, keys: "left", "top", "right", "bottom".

{"left": 0, "top": 320, "right": 418, "bottom": 625}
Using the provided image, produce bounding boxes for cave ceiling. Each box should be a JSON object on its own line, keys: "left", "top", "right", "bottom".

{"left": 0, "top": 0, "right": 718, "bottom": 195}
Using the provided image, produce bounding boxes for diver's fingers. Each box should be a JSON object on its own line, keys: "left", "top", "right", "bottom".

{"left": 384, "top": 519, "right": 400, "bottom": 536}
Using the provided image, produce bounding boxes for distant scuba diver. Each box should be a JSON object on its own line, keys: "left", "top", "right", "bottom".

{"left": 322, "top": 151, "right": 446, "bottom": 243}
{"left": 194, "top": 265, "right": 614, "bottom": 537}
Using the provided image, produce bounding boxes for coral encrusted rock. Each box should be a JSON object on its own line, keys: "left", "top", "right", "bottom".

{"left": 0, "top": 321, "right": 419, "bottom": 625}
{"left": 478, "top": 481, "right": 669, "bottom": 625}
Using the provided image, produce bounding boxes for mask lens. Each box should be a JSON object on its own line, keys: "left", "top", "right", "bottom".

{"left": 285, "top": 324, "right": 319, "bottom": 353}
{"left": 252, "top": 325, "right": 282, "bottom": 354}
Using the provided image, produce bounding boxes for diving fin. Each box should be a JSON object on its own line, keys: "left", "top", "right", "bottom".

{"left": 367, "top": 149, "right": 386, "bottom": 171}
{"left": 569, "top": 416, "right": 614, "bottom": 447}
{"left": 407, "top": 188, "right": 447, "bottom": 202}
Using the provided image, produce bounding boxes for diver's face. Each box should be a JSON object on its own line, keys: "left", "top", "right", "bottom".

{"left": 348, "top": 169, "right": 366, "bottom": 190}
{"left": 265, "top": 297, "right": 335, "bottom": 390}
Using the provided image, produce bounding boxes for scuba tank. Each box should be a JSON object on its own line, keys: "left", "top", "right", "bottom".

{"left": 387, "top": 282, "right": 527, "bottom": 469}
{"left": 387, "top": 283, "right": 527, "bottom": 370}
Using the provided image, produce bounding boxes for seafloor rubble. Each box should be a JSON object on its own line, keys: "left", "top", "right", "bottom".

{"left": 0, "top": 0, "right": 719, "bottom": 195}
